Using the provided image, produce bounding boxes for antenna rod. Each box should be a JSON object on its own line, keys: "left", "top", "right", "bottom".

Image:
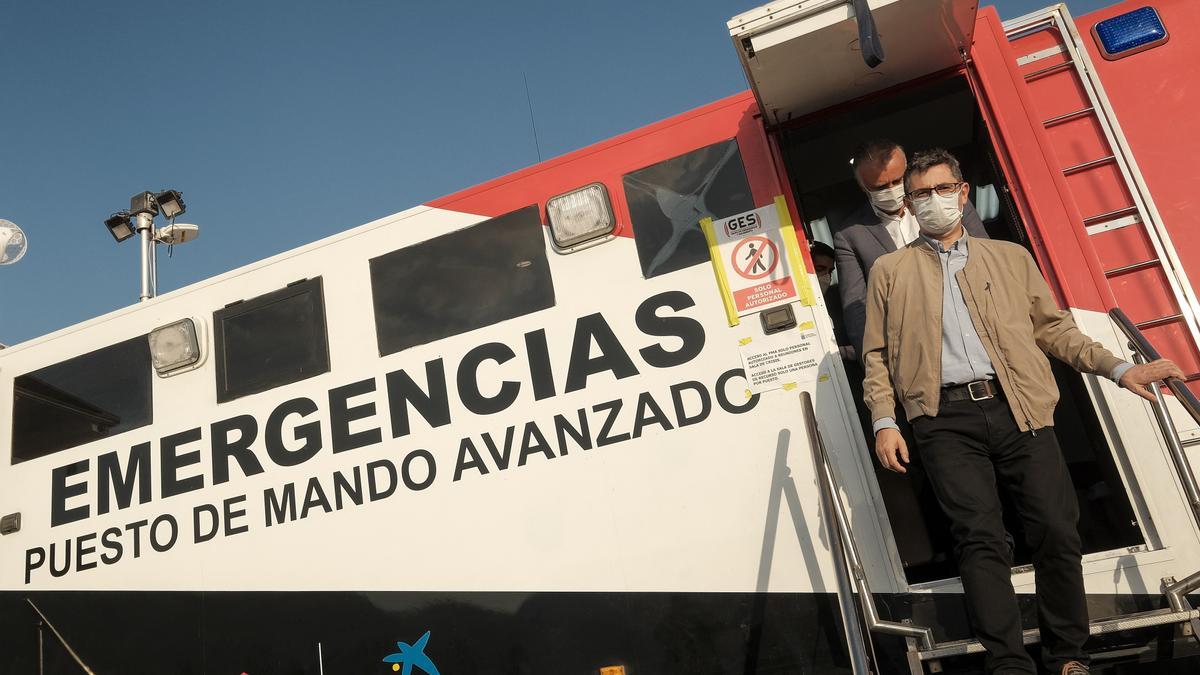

{"left": 523, "top": 72, "right": 543, "bottom": 162}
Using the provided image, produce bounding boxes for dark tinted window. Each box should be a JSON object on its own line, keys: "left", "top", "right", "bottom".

{"left": 215, "top": 277, "right": 330, "bottom": 403}
{"left": 370, "top": 205, "right": 555, "bottom": 356}
{"left": 12, "top": 336, "right": 152, "bottom": 463}
{"left": 623, "top": 139, "right": 755, "bottom": 278}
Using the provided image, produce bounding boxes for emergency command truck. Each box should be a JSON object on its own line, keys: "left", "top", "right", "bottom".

{"left": 3, "top": 1, "right": 1200, "bottom": 672}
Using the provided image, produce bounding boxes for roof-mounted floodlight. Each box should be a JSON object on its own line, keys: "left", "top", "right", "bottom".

{"left": 105, "top": 212, "right": 135, "bottom": 242}
{"left": 155, "top": 190, "right": 186, "bottom": 219}
{"left": 103, "top": 188, "right": 199, "bottom": 302}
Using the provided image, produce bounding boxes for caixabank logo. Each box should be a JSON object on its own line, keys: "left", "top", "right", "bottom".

{"left": 382, "top": 630, "right": 440, "bottom": 675}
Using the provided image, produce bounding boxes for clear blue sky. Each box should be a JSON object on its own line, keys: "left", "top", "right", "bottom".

{"left": 0, "top": 0, "right": 1112, "bottom": 345}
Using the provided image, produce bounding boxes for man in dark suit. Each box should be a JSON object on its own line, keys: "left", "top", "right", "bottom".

{"left": 834, "top": 139, "right": 987, "bottom": 360}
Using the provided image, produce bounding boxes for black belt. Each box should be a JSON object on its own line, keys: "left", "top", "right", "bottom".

{"left": 942, "top": 379, "right": 1002, "bottom": 403}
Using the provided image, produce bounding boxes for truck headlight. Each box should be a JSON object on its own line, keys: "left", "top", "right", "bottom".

{"left": 149, "top": 318, "right": 201, "bottom": 375}
{"left": 546, "top": 183, "right": 616, "bottom": 249}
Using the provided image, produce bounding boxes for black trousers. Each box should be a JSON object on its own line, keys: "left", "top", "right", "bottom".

{"left": 911, "top": 395, "right": 1089, "bottom": 674}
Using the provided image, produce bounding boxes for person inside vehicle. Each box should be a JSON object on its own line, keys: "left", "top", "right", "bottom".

{"left": 809, "top": 240, "right": 853, "bottom": 361}
{"left": 862, "top": 147, "right": 1182, "bottom": 675}
{"left": 834, "top": 139, "right": 988, "bottom": 360}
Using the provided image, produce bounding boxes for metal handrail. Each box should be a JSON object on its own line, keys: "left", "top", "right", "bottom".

{"left": 1111, "top": 307, "right": 1200, "bottom": 426}
{"left": 800, "top": 392, "right": 936, "bottom": 673}
{"left": 27, "top": 598, "right": 95, "bottom": 675}
{"left": 800, "top": 361, "right": 1200, "bottom": 673}
{"left": 813, "top": 465, "right": 872, "bottom": 670}
{"left": 1109, "top": 307, "right": 1200, "bottom": 529}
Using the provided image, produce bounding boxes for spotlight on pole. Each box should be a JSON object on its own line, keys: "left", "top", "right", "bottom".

{"left": 105, "top": 212, "right": 135, "bottom": 242}
{"left": 155, "top": 190, "right": 186, "bottom": 219}
{"left": 102, "top": 188, "right": 199, "bottom": 302}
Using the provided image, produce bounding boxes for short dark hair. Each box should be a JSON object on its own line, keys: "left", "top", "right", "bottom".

{"left": 809, "top": 240, "right": 835, "bottom": 261}
{"left": 904, "top": 148, "right": 963, "bottom": 192}
{"left": 850, "top": 139, "right": 905, "bottom": 180}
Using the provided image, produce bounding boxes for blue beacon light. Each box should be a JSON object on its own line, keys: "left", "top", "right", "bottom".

{"left": 1093, "top": 7, "right": 1169, "bottom": 60}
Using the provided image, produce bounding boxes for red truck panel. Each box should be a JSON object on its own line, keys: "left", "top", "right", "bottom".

{"left": 428, "top": 92, "right": 791, "bottom": 236}
{"left": 1081, "top": 0, "right": 1200, "bottom": 299}
{"left": 971, "top": 3, "right": 1200, "bottom": 384}
{"left": 969, "top": 7, "right": 1114, "bottom": 312}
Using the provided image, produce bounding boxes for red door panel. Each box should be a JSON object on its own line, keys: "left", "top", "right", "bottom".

{"left": 1080, "top": 0, "right": 1200, "bottom": 314}
{"left": 968, "top": 7, "right": 1112, "bottom": 312}
{"left": 1062, "top": 164, "right": 1137, "bottom": 219}
{"left": 1090, "top": 226, "right": 1160, "bottom": 272}
{"left": 972, "top": 5, "right": 1200, "bottom": 395}
{"left": 1043, "top": 117, "right": 1114, "bottom": 170}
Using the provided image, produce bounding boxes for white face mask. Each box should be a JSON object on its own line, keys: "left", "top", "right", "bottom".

{"left": 912, "top": 191, "right": 963, "bottom": 236}
{"left": 867, "top": 183, "right": 906, "bottom": 215}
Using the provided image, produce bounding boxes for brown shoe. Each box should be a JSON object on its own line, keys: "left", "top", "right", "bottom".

{"left": 1061, "top": 662, "right": 1089, "bottom": 675}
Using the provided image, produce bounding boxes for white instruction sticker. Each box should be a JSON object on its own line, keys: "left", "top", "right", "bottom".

{"left": 739, "top": 325, "right": 821, "bottom": 394}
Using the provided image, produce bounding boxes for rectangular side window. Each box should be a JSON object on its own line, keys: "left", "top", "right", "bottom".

{"left": 214, "top": 277, "right": 330, "bottom": 403}
{"left": 623, "top": 139, "right": 755, "bottom": 278}
{"left": 12, "top": 336, "right": 152, "bottom": 463}
{"left": 370, "top": 204, "right": 555, "bottom": 356}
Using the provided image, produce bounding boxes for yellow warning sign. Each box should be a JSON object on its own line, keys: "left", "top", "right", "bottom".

{"left": 700, "top": 196, "right": 816, "bottom": 327}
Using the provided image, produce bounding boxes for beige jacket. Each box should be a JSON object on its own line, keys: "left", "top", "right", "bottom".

{"left": 862, "top": 236, "right": 1124, "bottom": 431}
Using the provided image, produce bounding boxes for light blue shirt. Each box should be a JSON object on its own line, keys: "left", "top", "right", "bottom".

{"left": 873, "top": 233, "right": 1131, "bottom": 434}
{"left": 928, "top": 234, "right": 996, "bottom": 387}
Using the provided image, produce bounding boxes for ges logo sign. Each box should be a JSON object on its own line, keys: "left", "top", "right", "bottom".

{"left": 723, "top": 212, "right": 761, "bottom": 237}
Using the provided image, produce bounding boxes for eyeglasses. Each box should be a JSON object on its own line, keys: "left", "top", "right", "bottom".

{"left": 905, "top": 182, "right": 964, "bottom": 202}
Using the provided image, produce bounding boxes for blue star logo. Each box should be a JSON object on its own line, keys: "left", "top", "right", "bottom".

{"left": 382, "top": 630, "right": 440, "bottom": 675}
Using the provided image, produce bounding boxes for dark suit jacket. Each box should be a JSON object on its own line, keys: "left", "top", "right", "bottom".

{"left": 833, "top": 201, "right": 987, "bottom": 359}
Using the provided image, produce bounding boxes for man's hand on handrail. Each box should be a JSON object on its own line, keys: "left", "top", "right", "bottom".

{"left": 1119, "top": 358, "right": 1185, "bottom": 402}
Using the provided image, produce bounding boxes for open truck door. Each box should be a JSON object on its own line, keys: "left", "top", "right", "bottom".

{"left": 730, "top": 0, "right": 1200, "bottom": 670}
{"left": 969, "top": 0, "right": 1200, "bottom": 563}
{"left": 727, "top": 0, "right": 984, "bottom": 586}
{"left": 969, "top": 4, "right": 1200, "bottom": 507}
{"left": 970, "top": 4, "right": 1200, "bottom": 398}
{"left": 730, "top": 0, "right": 978, "bottom": 128}
{"left": 966, "top": 3, "right": 1200, "bottom": 661}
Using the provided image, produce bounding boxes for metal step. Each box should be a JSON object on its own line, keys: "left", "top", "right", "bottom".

{"left": 1137, "top": 313, "right": 1185, "bottom": 331}
{"left": 1016, "top": 44, "right": 1066, "bottom": 67}
{"left": 1024, "top": 59, "right": 1075, "bottom": 81}
{"left": 1104, "top": 258, "right": 1159, "bottom": 277}
{"left": 1086, "top": 212, "right": 1141, "bottom": 235}
{"left": 918, "top": 608, "right": 1200, "bottom": 662}
{"left": 1084, "top": 206, "right": 1141, "bottom": 235}
{"left": 1084, "top": 206, "right": 1140, "bottom": 227}
{"left": 1063, "top": 154, "right": 1117, "bottom": 176}
{"left": 1043, "top": 106, "right": 1096, "bottom": 128}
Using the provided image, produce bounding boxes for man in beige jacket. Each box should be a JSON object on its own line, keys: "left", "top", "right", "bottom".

{"left": 862, "top": 148, "right": 1181, "bottom": 675}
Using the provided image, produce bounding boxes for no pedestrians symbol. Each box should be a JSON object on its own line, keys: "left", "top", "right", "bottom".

{"left": 699, "top": 198, "right": 811, "bottom": 325}
{"left": 732, "top": 235, "right": 779, "bottom": 280}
